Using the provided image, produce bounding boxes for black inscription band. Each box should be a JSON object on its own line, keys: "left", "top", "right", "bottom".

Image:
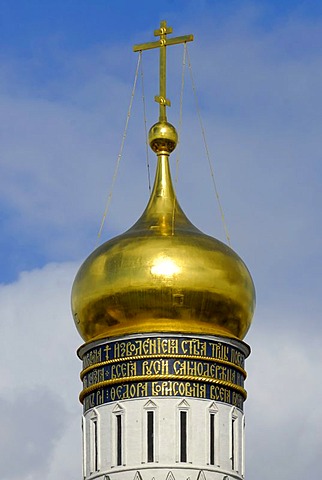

{"left": 79, "top": 335, "right": 248, "bottom": 412}
{"left": 82, "top": 380, "right": 245, "bottom": 412}
{"left": 82, "top": 337, "right": 246, "bottom": 369}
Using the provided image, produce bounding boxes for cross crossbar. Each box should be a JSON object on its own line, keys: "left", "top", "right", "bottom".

{"left": 133, "top": 35, "right": 194, "bottom": 53}
{"left": 133, "top": 20, "right": 193, "bottom": 121}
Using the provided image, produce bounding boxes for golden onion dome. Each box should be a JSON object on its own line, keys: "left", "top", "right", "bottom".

{"left": 71, "top": 121, "right": 255, "bottom": 343}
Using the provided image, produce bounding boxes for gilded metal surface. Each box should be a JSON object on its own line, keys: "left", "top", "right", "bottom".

{"left": 149, "top": 121, "right": 178, "bottom": 154}
{"left": 80, "top": 354, "right": 247, "bottom": 380}
{"left": 133, "top": 20, "right": 193, "bottom": 122}
{"left": 71, "top": 148, "right": 256, "bottom": 342}
{"left": 79, "top": 374, "right": 247, "bottom": 404}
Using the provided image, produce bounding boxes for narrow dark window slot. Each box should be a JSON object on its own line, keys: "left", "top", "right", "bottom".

{"left": 232, "top": 417, "right": 236, "bottom": 470}
{"left": 210, "top": 413, "right": 215, "bottom": 465}
{"left": 93, "top": 419, "right": 98, "bottom": 472}
{"left": 116, "top": 414, "right": 122, "bottom": 466}
{"left": 147, "top": 411, "right": 154, "bottom": 462}
{"left": 180, "top": 411, "right": 187, "bottom": 462}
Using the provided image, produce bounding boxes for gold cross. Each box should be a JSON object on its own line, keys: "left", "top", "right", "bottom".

{"left": 133, "top": 20, "right": 193, "bottom": 122}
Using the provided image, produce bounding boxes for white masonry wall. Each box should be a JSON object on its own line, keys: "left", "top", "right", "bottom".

{"left": 82, "top": 396, "right": 245, "bottom": 480}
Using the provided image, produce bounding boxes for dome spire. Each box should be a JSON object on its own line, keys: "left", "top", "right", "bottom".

{"left": 71, "top": 22, "right": 255, "bottom": 343}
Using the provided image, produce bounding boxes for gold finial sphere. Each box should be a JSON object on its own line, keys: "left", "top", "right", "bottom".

{"left": 149, "top": 121, "right": 178, "bottom": 154}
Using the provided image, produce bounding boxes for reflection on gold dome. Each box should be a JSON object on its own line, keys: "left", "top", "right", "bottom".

{"left": 71, "top": 121, "right": 255, "bottom": 343}
{"left": 151, "top": 256, "right": 181, "bottom": 277}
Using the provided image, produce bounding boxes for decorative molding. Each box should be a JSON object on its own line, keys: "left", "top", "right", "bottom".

{"left": 144, "top": 399, "right": 157, "bottom": 409}
{"left": 166, "top": 471, "right": 176, "bottom": 480}
{"left": 196, "top": 471, "right": 206, "bottom": 480}
{"left": 231, "top": 407, "right": 238, "bottom": 420}
{"left": 133, "top": 471, "right": 143, "bottom": 480}
{"left": 112, "top": 403, "right": 124, "bottom": 414}
{"left": 88, "top": 407, "right": 98, "bottom": 420}
{"left": 208, "top": 401, "right": 218, "bottom": 413}
{"left": 178, "top": 399, "right": 190, "bottom": 409}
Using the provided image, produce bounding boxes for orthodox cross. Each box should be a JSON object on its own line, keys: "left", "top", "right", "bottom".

{"left": 133, "top": 20, "right": 193, "bottom": 122}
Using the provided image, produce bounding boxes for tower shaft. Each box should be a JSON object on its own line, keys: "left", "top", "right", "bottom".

{"left": 79, "top": 333, "right": 250, "bottom": 480}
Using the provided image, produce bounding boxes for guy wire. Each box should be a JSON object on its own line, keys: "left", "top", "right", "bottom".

{"left": 96, "top": 53, "right": 142, "bottom": 246}
{"left": 172, "top": 43, "right": 188, "bottom": 235}
{"left": 186, "top": 47, "right": 231, "bottom": 246}
{"left": 140, "top": 54, "right": 152, "bottom": 192}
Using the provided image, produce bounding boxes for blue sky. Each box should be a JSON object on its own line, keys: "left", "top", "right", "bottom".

{"left": 1, "top": 2, "right": 322, "bottom": 480}
{"left": 3, "top": 0, "right": 319, "bottom": 54}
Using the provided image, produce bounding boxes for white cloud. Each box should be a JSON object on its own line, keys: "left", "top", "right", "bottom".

{"left": 0, "top": 263, "right": 82, "bottom": 480}
{"left": 0, "top": 387, "right": 68, "bottom": 480}
{"left": 246, "top": 326, "right": 322, "bottom": 479}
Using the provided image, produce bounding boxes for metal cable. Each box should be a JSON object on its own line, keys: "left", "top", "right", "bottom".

{"left": 172, "top": 43, "right": 188, "bottom": 235}
{"left": 186, "top": 47, "right": 231, "bottom": 246}
{"left": 96, "top": 53, "right": 142, "bottom": 245}
{"left": 175, "top": 42, "right": 187, "bottom": 184}
{"left": 140, "top": 54, "right": 152, "bottom": 192}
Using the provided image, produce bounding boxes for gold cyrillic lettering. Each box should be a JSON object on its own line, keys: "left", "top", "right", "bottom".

{"left": 111, "top": 361, "right": 136, "bottom": 379}
{"left": 210, "top": 385, "right": 231, "bottom": 403}
{"left": 84, "top": 393, "right": 95, "bottom": 410}
{"left": 211, "top": 342, "right": 229, "bottom": 361}
{"left": 232, "top": 391, "right": 243, "bottom": 409}
{"left": 169, "top": 339, "right": 179, "bottom": 354}
{"left": 83, "top": 348, "right": 102, "bottom": 368}
{"left": 231, "top": 348, "right": 244, "bottom": 368}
